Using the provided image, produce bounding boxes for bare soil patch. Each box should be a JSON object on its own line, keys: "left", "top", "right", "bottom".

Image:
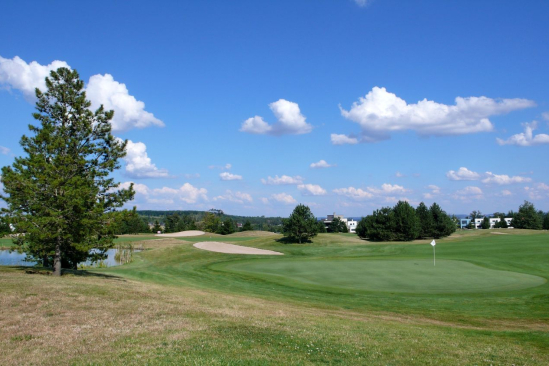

{"left": 193, "top": 242, "right": 283, "bottom": 255}
{"left": 155, "top": 230, "right": 205, "bottom": 238}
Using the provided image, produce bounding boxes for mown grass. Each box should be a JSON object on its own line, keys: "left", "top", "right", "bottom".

{"left": 1, "top": 229, "right": 548, "bottom": 365}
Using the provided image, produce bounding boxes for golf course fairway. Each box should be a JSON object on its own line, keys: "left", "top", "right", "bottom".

{"left": 215, "top": 258, "right": 546, "bottom": 294}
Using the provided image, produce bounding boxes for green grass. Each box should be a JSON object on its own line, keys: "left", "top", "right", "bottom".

{"left": 1, "top": 229, "right": 548, "bottom": 365}
{"left": 216, "top": 258, "right": 545, "bottom": 294}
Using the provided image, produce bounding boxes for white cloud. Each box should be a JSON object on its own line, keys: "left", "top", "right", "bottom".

{"left": 542, "top": 112, "right": 549, "bottom": 121}
{"left": 537, "top": 183, "right": 549, "bottom": 191}
{"left": 0, "top": 56, "right": 164, "bottom": 133}
{"left": 220, "top": 172, "right": 243, "bottom": 181}
{"left": 271, "top": 193, "right": 297, "bottom": 205}
{"left": 454, "top": 186, "right": 484, "bottom": 201}
{"left": 331, "top": 133, "right": 358, "bottom": 145}
{"left": 354, "top": 0, "right": 372, "bottom": 7}
{"left": 0, "top": 146, "right": 9, "bottom": 155}
{"left": 501, "top": 190, "right": 512, "bottom": 196}
{"left": 333, "top": 187, "right": 373, "bottom": 200}
{"left": 446, "top": 167, "right": 480, "bottom": 181}
{"left": 209, "top": 163, "right": 232, "bottom": 170}
{"left": 261, "top": 175, "right": 303, "bottom": 185}
{"left": 122, "top": 139, "right": 169, "bottom": 178}
{"left": 119, "top": 182, "right": 208, "bottom": 208}
{"left": 213, "top": 190, "right": 253, "bottom": 204}
{"left": 496, "top": 121, "right": 549, "bottom": 146}
{"left": 298, "top": 184, "right": 327, "bottom": 196}
{"left": 310, "top": 160, "right": 334, "bottom": 169}
{"left": 0, "top": 56, "right": 70, "bottom": 101}
{"left": 337, "top": 87, "right": 535, "bottom": 142}
{"left": 481, "top": 172, "right": 531, "bottom": 185}
{"left": 261, "top": 197, "right": 270, "bottom": 205}
{"left": 86, "top": 74, "right": 164, "bottom": 133}
{"left": 395, "top": 171, "right": 405, "bottom": 178}
{"left": 152, "top": 183, "right": 208, "bottom": 204}
{"left": 184, "top": 173, "right": 200, "bottom": 179}
{"left": 368, "top": 183, "right": 409, "bottom": 195}
{"left": 423, "top": 185, "right": 440, "bottom": 199}
{"left": 240, "top": 99, "right": 312, "bottom": 135}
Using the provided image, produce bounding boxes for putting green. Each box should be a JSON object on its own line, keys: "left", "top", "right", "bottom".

{"left": 217, "top": 258, "right": 545, "bottom": 294}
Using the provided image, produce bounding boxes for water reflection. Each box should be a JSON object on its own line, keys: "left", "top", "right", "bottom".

{"left": 0, "top": 248, "right": 137, "bottom": 267}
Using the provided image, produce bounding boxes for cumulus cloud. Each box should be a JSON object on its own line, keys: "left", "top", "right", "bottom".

{"left": 261, "top": 175, "right": 303, "bottom": 185}
{"left": 152, "top": 183, "right": 208, "bottom": 204}
{"left": 423, "top": 185, "right": 441, "bottom": 199}
{"left": 271, "top": 193, "right": 297, "bottom": 204}
{"left": 354, "top": 0, "right": 372, "bottom": 7}
{"left": 368, "top": 183, "right": 409, "bottom": 195}
{"left": 184, "top": 173, "right": 200, "bottom": 179}
{"left": 209, "top": 163, "right": 232, "bottom": 170}
{"left": 0, "top": 146, "right": 9, "bottom": 155}
{"left": 336, "top": 87, "right": 535, "bottom": 143}
{"left": 220, "top": 172, "right": 243, "bottom": 181}
{"left": 454, "top": 186, "right": 484, "bottom": 201}
{"left": 260, "top": 197, "right": 270, "bottom": 205}
{"left": 213, "top": 190, "right": 253, "bottom": 204}
{"left": 496, "top": 121, "right": 549, "bottom": 146}
{"left": 0, "top": 56, "right": 164, "bottom": 133}
{"left": 240, "top": 99, "right": 312, "bottom": 135}
{"left": 481, "top": 172, "right": 531, "bottom": 185}
{"left": 86, "top": 74, "right": 164, "bottom": 133}
{"left": 501, "top": 190, "right": 512, "bottom": 196}
{"left": 310, "top": 160, "right": 335, "bottom": 169}
{"left": 122, "top": 139, "right": 170, "bottom": 178}
{"left": 0, "top": 56, "right": 70, "bottom": 101}
{"left": 298, "top": 184, "right": 327, "bottom": 196}
{"left": 119, "top": 181, "right": 208, "bottom": 208}
{"left": 446, "top": 167, "right": 480, "bottom": 181}
{"left": 333, "top": 187, "right": 373, "bottom": 200}
{"left": 331, "top": 133, "right": 358, "bottom": 145}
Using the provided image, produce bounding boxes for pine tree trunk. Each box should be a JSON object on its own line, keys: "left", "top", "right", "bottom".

{"left": 53, "top": 238, "right": 62, "bottom": 276}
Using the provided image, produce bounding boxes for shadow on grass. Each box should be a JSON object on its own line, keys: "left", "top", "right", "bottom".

{"left": 275, "top": 237, "right": 313, "bottom": 245}
{"left": 15, "top": 266, "right": 126, "bottom": 281}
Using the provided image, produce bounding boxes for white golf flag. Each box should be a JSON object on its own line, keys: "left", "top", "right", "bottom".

{"left": 430, "top": 240, "right": 436, "bottom": 246}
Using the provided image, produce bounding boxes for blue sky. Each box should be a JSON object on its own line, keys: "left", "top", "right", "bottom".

{"left": 1, "top": 0, "right": 548, "bottom": 217}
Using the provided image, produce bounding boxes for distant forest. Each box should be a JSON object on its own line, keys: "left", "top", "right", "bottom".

{"left": 136, "top": 210, "right": 284, "bottom": 233}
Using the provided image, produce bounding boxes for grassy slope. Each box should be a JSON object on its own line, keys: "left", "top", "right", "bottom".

{"left": 0, "top": 230, "right": 548, "bottom": 365}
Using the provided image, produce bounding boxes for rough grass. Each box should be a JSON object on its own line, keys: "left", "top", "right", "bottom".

{"left": 1, "top": 229, "right": 548, "bottom": 365}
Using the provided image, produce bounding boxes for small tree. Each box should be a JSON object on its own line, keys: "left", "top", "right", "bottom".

{"left": 416, "top": 202, "right": 433, "bottom": 238}
{"left": 282, "top": 204, "right": 319, "bottom": 243}
{"left": 1, "top": 68, "right": 134, "bottom": 275}
{"left": 218, "top": 218, "right": 236, "bottom": 235}
{"left": 241, "top": 220, "right": 253, "bottom": 231}
{"left": 511, "top": 201, "right": 542, "bottom": 229}
{"left": 202, "top": 212, "right": 221, "bottom": 233}
{"left": 430, "top": 203, "right": 456, "bottom": 239}
{"left": 152, "top": 220, "right": 162, "bottom": 233}
{"left": 481, "top": 216, "right": 491, "bottom": 229}
{"left": 543, "top": 213, "right": 549, "bottom": 230}
{"left": 328, "top": 217, "right": 348, "bottom": 233}
{"left": 316, "top": 220, "right": 327, "bottom": 233}
{"left": 393, "top": 200, "right": 419, "bottom": 241}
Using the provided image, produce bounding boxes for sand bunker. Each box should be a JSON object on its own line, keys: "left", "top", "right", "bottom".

{"left": 193, "top": 242, "right": 283, "bottom": 255}
{"left": 155, "top": 230, "right": 205, "bottom": 237}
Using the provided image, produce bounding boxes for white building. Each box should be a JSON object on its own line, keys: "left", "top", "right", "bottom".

{"left": 322, "top": 213, "right": 357, "bottom": 233}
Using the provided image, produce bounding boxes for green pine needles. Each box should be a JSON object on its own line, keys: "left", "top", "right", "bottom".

{"left": 0, "top": 68, "right": 134, "bottom": 275}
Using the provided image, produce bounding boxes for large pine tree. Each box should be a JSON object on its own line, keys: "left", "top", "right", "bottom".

{"left": 0, "top": 68, "right": 134, "bottom": 275}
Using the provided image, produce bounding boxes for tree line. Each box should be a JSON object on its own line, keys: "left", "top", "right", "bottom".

{"left": 356, "top": 201, "right": 456, "bottom": 241}
{"left": 467, "top": 201, "right": 549, "bottom": 230}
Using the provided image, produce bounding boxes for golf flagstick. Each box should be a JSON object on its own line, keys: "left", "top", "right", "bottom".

{"left": 430, "top": 240, "right": 436, "bottom": 266}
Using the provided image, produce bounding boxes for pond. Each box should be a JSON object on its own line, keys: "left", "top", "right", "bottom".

{"left": 0, "top": 248, "right": 137, "bottom": 268}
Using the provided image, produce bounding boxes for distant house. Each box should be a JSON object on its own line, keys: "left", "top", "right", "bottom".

{"left": 321, "top": 213, "right": 357, "bottom": 233}
{"left": 459, "top": 217, "right": 513, "bottom": 229}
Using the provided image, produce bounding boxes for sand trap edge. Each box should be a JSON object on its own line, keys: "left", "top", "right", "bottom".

{"left": 193, "top": 242, "right": 283, "bottom": 255}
